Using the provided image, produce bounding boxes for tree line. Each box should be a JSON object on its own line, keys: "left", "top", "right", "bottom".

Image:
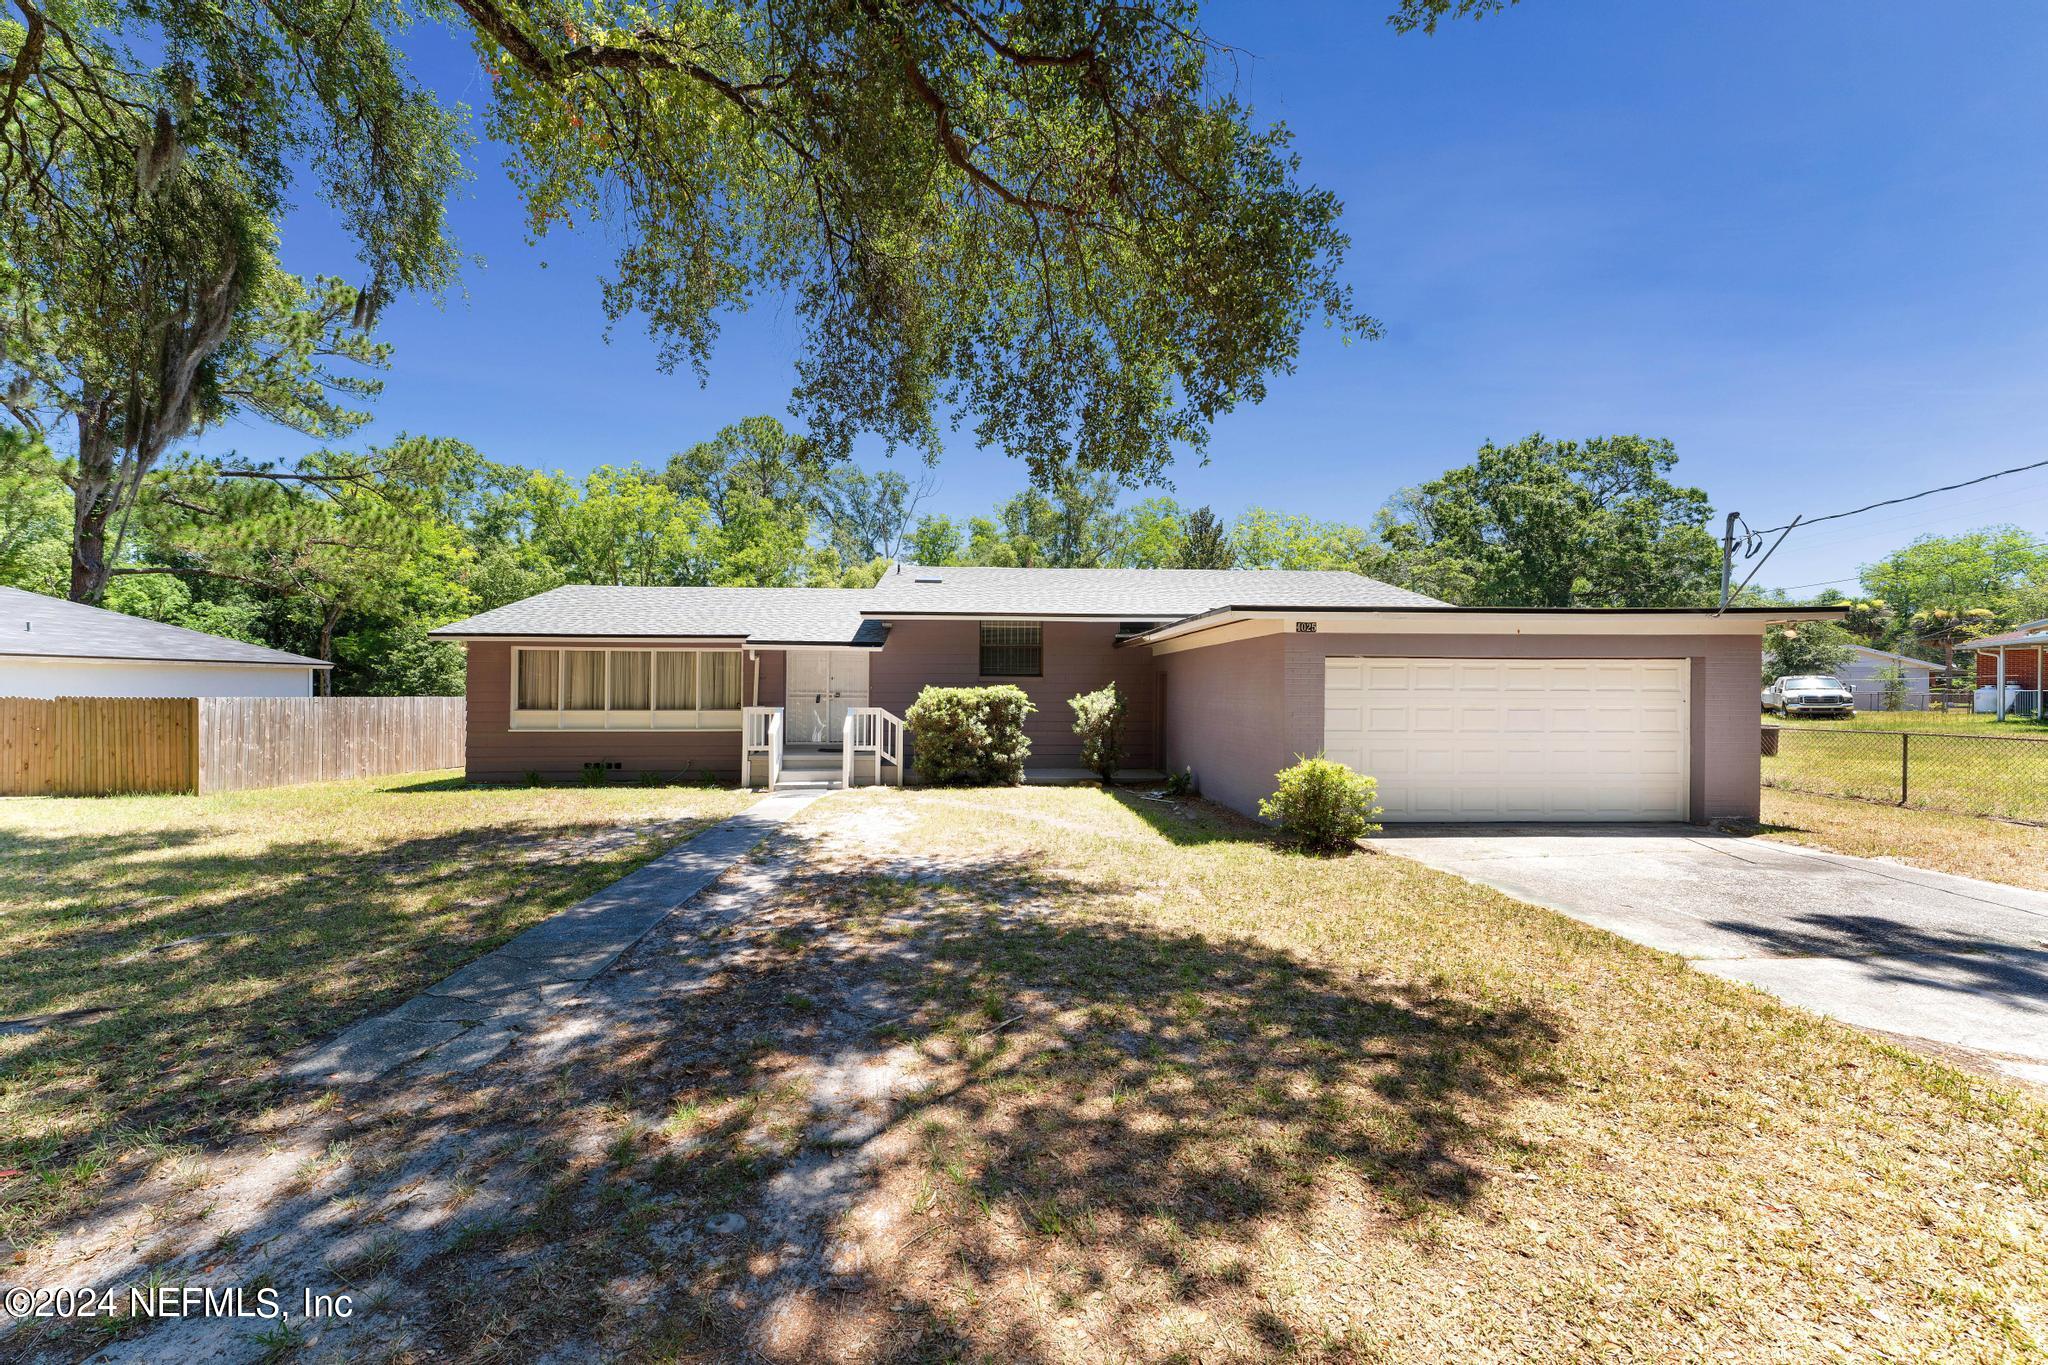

{"left": 7, "top": 403, "right": 2040, "bottom": 696}
{"left": 0, "top": 421, "right": 1733, "bottom": 693}
{"left": 1763, "top": 527, "right": 2048, "bottom": 683}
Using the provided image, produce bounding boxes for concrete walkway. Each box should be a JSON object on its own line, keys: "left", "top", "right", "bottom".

{"left": 1376, "top": 824, "right": 2048, "bottom": 1083}
{"left": 285, "top": 789, "right": 824, "bottom": 1085}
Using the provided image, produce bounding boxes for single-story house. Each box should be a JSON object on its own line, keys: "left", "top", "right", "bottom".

{"left": 1761, "top": 643, "right": 1945, "bottom": 702}
{"left": 428, "top": 565, "right": 1832, "bottom": 823}
{"left": 0, "top": 586, "right": 328, "bottom": 698}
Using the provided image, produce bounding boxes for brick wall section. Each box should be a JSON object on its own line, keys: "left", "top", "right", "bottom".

{"left": 1276, "top": 631, "right": 1763, "bottom": 822}
{"left": 869, "top": 619, "right": 1159, "bottom": 769}
{"left": 462, "top": 642, "right": 743, "bottom": 783}
{"left": 1154, "top": 634, "right": 1286, "bottom": 817}
{"left": 1976, "top": 650, "right": 2042, "bottom": 688}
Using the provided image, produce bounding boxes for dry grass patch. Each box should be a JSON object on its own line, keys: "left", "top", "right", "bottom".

{"left": 21, "top": 786, "right": 2042, "bottom": 1362}
{"left": 767, "top": 790, "right": 2047, "bottom": 1361}
{"left": 0, "top": 771, "right": 753, "bottom": 1248}
{"left": 1742, "top": 789, "right": 2048, "bottom": 893}
{"left": 369, "top": 787, "right": 2046, "bottom": 1362}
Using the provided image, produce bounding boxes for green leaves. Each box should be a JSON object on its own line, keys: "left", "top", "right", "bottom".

{"left": 1859, "top": 529, "right": 2048, "bottom": 633}
{"left": 468, "top": 0, "right": 1372, "bottom": 484}
{"left": 1763, "top": 622, "right": 1857, "bottom": 683}
{"left": 1376, "top": 434, "right": 1721, "bottom": 608}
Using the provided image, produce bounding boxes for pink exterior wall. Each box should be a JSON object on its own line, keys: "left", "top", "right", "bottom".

{"left": 463, "top": 625, "right": 1765, "bottom": 822}
{"left": 462, "top": 642, "right": 744, "bottom": 783}
{"left": 1155, "top": 634, "right": 1286, "bottom": 818}
{"left": 1157, "top": 628, "right": 1765, "bottom": 823}
{"left": 465, "top": 625, "right": 1161, "bottom": 783}
{"left": 869, "top": 619, "right": 1159, "bottom": 769}
{"left": 753, "top": 649, "right": 786, "bottom": 707}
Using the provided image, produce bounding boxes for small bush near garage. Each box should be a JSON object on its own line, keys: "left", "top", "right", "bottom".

{"left": 1260, "top": 755, "right": 1381, "bottom": 853}
{"left": 1069, "top": 682, "right": 1128, "bottom": 784}
{"left": 906, "top": 685, "right": 1036, "bottom": 785}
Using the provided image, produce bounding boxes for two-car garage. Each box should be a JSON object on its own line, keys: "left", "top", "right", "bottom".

{"left": 1146, "top": 606, "right": 1800, "bottom": 826}
{"left": 1321, "top": 656, "right": 1692, "bottom": 822}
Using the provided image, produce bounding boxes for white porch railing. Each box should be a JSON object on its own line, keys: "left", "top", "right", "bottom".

{"left": 742, "top": 706, "right": 784, "bottom": 789}
{"left": 841, "top": 707, "right": 906, "bottom": 788}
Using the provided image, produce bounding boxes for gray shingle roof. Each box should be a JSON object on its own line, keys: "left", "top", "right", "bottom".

{"left": 866, "top": 564, "right": 1445, "bottom": 617}
{"left": 0, "top": 587, "right": 329, "bottom": 667}
{"left": 429, "top": 586, "right": 890, "bottom": 646}
{"left": 430, "top": 568, "right": 1442, "bottom": 646}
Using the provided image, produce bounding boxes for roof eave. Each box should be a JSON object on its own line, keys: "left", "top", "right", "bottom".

{"left": 1124, "top": 603, "right": 1849, "bottom": 648}
{"left": 0, "top": 649, "right": 330, "bottom": 668}
{"left": 426, "top": 629, "right": 751, "bottom": 643}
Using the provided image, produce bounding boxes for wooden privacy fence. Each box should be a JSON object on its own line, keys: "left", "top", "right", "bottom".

{"left": 0, "top": 696, "right": 196, "bottom": 796}
{"left": 0, "top": 696, "right": 465, "bottom": 796}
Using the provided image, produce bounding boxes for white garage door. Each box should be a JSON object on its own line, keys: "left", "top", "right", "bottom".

{"left": 1323, "top": 658, "right": 1690, "bottom": 821}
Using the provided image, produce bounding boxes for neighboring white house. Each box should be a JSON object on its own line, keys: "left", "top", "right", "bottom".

{"left": 0, "top": 587, "right": 329, "bottom": 699}
{"left": 1762, "top": 642, "right": 1944, "bottom": 704}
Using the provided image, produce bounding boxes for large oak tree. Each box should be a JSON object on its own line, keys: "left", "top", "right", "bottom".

{"left": 5, "top": 1, "right": 1388, "bottom": 501}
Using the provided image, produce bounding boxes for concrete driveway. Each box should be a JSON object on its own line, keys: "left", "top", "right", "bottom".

{"left": 1376, "top": 825, "right": 2048, "bottom": 1084}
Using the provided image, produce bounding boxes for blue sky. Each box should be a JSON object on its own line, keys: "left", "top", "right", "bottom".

{"left": 229, "top": 0, "right": 2048, "bottom": 594}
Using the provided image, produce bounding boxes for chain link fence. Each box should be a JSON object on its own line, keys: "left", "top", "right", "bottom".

{"left": 1761, "top": 724, "right": 2048, "bottom": 824}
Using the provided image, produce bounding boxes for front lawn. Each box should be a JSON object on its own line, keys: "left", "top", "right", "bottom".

{"left": 281, "top": 786, "right": 2041, "bottom": 1361}
{"left": 1772, "top": 708, "right": 2048, "bottom": 735}
{"left": 1764, "top": 717, "right": 2048, "bottom": 822}
{"left": 1743, "top": 788, "right": 2048, "bottom": 894}
{"left": 0, "top": 772, "right": 754, "bottom": 1248}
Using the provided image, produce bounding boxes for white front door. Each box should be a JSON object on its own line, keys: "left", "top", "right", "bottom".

{"left": 786, "top": 650, "right": 871, "bottom": 745}
{"left": 1323, "top": 657, "right": 1690, "bottom": 821}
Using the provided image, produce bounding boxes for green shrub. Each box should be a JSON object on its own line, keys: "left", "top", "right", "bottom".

{"left": 1258, "top": 755, "right": 1381, "bottom": 854}
{"left": 1162, "top": 767, "right": 1194, "bottom": 798}
{"left": 1068, "top": 683, "right": 1128, "bottom": 785}
{"left": 579, "top": 762, "right": 608, "bottom": 787}
{"left": 905, "top": 685, "right": 1035, "bottom": 785}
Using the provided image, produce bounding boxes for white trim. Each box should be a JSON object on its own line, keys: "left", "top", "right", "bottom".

{"left": 860, "top": 612, "right": 1141, "bottom": 623}
{"left": 1138, "top": 608, "right": 1830, "bottom": 651}
{"left": 444, "top": 633, "right": 747, "bottom": 647}
{"left": 0, "top": 651, "right": 327, "bottom": 668}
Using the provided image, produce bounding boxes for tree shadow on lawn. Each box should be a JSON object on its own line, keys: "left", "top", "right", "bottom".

{"left": 6, "top": 823, "right": 1565, "bottom": 1362}
{"left": 1103, "top": 786, "right": 1276, "bottom": 848}
{"left": 0, "top": 810, "right": 719, "bottom": 1249}
{"left": 369, "top": 835, "right": 1566, "bottom": 1361}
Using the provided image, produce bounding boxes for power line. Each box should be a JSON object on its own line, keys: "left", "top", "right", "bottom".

{"left": 1754, "top": 457, "right": 2048, "bottom": 535}
{"left": 1721, "top": 456, "right": 2048, "bottom": 609}
{"left": 1776, "top": 574, "right": 1862, "bottom": 591}
{"left": 1765, "top": 474, "right": 2048, "bottom": 555}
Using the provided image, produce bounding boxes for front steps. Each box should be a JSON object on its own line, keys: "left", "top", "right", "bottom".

{"left": 772, "top": 751, "right": 845, "bottom": 792}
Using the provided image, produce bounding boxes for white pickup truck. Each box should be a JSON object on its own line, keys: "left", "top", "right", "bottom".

{"left": 1761, "top": 674, "right": 1856, "bottom": 718}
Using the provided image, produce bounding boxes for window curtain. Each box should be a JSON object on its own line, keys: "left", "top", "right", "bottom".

{"left": 702, "top": 651, "right": 743, "bottom": 709}
{"left": 610, "top": 650, "right": 651, "bottom": 710}
{"left": 563, "top": 650, "right": 606, "bottom": 710}
{"left": 516, "top": 650, "right": 560, "bottom": 710}
{"left": 655, "top": 652, "right": 697, "bottom": 709}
